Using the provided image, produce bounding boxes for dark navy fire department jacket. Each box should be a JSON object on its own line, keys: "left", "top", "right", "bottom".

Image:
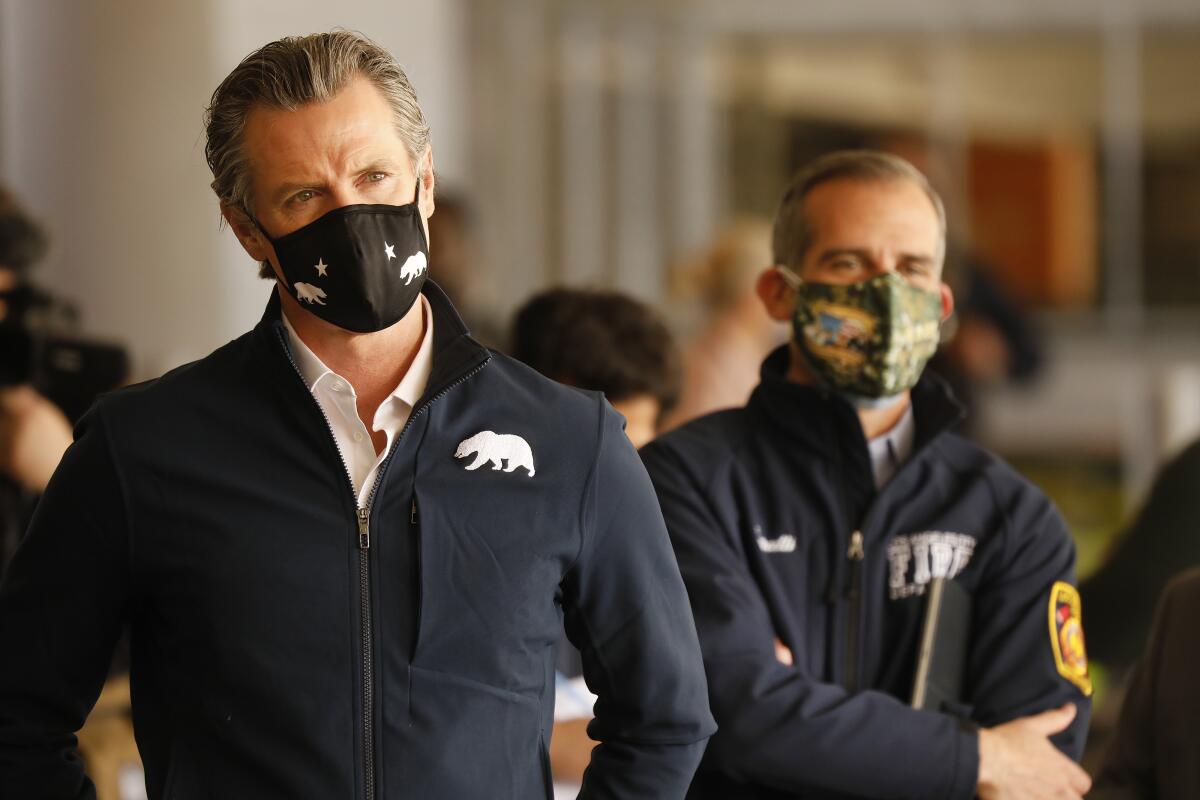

{"left": 640, "top": 347, "right": 1091, "bottom": 799}
{"left": 0, "top": 283, "right": 715, "bottom": 799}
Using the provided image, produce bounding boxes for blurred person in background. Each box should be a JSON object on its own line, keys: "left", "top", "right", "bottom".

{"left": 0, "top": 31, "right": 714, "bottom": 799}
{"left": 876, "top": 135, "right": 1044, "bottom": 432}
{"left": 510, "top": 287, "right": 683, "bottom": 795}
{"left": 1078, "top": 437, "right": 1200, "bottom": 774}
{"left": 1090, "top": 567, "right": 1200, "bottom": 799}
{"left": 930, "top": 250, "right": 1045, "bottom": 434}
{"left": 0, "top": 188, "right": 73, "bottom": 574}
{"left": 424, "top": 189, "right": 502, "bottom": 346}
{"left": 1081, "top": 438, "right": 1200, "bottom": 679}
{"left": 510, "top": 287, "right": 680, "bottom": 449}
{"left": 0, "top": 188, "right": 139, "bottom": 800}
{"left": 641, "top": 150, "right": 1093, "bottom": 799}
{"left": 661, "top": 218, "right": 786, "bottom": 431}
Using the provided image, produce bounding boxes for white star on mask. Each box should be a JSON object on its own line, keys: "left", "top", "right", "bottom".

{"left": 384, "top": 242, "right": 396, "bottom": 261}
{"left": 315, "top": 258, "right": 328, "bottom": 277}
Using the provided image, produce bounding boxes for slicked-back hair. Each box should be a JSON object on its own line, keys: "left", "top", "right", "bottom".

{"left": 771, "top": 149, "right": 947, "bottom": 271}
{"left": 204, "top": 31, "right": 431, "bottom": 276}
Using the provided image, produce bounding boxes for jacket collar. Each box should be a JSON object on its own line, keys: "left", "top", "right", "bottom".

{"left": 748, "top": 345, "right": 965, "bottom": 460}
{"left": 253, "top": 279, "right": 491, "bottom": 404}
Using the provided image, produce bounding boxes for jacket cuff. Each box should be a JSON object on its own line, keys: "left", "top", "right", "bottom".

{"left": 947, "top": 718, "right": 980, "bottom": 799}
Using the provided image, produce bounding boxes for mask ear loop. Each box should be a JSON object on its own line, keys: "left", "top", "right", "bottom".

{"left": 238, "top": 205, "right": 291, "bottom": 292}
{"left": 775, "top": 264, "right": 802, "bottom": 291}
{"left": 411, "top": 170, "right": 431, "bottom": 257}
{"left": 776, "top": 263, "right": 858, "bottom": 403}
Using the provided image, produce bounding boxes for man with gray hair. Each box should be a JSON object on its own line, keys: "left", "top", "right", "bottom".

{"left": 0, "top": 31, "right": 714, "bottom": 799}
{"left": 641, "top": 150, "right": 1093, "bottom": 799}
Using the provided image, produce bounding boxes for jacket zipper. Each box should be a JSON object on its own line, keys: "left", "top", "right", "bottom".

{"left": 276, "top": 327, "right": 487, "bottom": 800}
{"left": 355, "top": 507, "right": 375, "bottom": 799}
{"left": 844, "top": 530, "right": 865, "bottom": 692}
{"left": 824, "top": 405, "right": 860, "bottom": 689}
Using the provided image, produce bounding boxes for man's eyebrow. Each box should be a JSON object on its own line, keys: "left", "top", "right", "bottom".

{"left": 355, "top": 158, "right": 403, "bottom": 173}
{"left": 268, "top": 160, "right": 405, "bottom": 205}
{"left": 816, "top": 248, "right": 873, "bottom": 263}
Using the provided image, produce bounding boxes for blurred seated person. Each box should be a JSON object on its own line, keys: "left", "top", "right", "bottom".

{"left": 661, "top": 218, "right": 786, "bottom": 431}
{"left": 1090, "top": 567, "right": 1200, "bottom": 799}
{"left": 510, "top": 287, "right": 680, "bottom": 449}
{"left": 0, "top": 188, "right": 72, "bottom": 574}
{"left": 1082, "top": 438, "right": 1200, "bottom": 676}
{"left": 510, "top": 286, "right": 682, "bottom": 791}
{"left": 930, "top": 252, "right": 1044, "bottom": 433}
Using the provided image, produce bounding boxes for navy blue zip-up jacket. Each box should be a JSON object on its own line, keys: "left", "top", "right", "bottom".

{"left": 0, "top": 283, "right": 715, "bottom": 799}
{"left": 640, "top": 347, "right": 1090, "bottom": 799}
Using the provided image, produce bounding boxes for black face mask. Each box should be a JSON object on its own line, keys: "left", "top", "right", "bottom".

{"left": 257, "top": 180, "right": 428, "bottom": 333}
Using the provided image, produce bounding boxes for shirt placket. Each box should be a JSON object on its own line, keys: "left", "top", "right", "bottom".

{"left": 324, "top": 375, "right": 377, "bottom": 503}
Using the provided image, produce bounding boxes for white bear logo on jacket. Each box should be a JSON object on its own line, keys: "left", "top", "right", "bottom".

{"left": 454, "top": 431, "right": 536, "bottom": 477}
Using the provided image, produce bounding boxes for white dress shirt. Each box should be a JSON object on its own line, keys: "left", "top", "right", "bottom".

{"left": 866, "top": 403, "right": 915, "bottom": 490}
{"left": 282, "top": 296, "right": 434, "bottom": 507}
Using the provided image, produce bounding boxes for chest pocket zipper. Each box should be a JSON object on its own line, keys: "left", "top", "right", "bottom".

{"left": 844, "top": 530, "right": 865, "bottom": 692}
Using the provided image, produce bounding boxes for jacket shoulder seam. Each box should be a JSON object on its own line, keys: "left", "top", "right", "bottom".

{"left": 566, "top": 394, "right": 607, "bottom": 575}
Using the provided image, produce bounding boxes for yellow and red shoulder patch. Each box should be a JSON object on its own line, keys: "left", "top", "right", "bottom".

{"left": 1048, "top": 581, "right": 1092, "bottom": 696}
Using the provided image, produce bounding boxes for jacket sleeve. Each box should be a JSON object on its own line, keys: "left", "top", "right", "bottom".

{"left": 640, "top": 439, "right": 979, "bottom": 799}
{"left": 966, "top": 471, "right": 1091, "bottom": 759}
{"left": 0, "top": 406, "right": 129, "bottom": 799}
{"left": 562, "top": 403, "right": 716, "bottom": 799}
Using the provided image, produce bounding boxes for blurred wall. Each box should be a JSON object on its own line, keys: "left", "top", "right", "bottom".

{"left": 0, "top": 0, "right": 467, "bottom": 379}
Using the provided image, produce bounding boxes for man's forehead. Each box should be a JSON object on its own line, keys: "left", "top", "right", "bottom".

{"left": 240, "top": 78, "right": 409, "bottom": 181}
{"left": 803, "top": 178, "right": 941, "bottom": 243}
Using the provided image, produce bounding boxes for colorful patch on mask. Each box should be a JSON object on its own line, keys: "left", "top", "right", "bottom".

{"left": 1048, "top": 581, "right": 1092, "bottom": 696}
{"left": 800, "top": 301, "right": 877, "bottom": 368}
{"left": 792, "top": 274, "right": 943, "bottom": 398}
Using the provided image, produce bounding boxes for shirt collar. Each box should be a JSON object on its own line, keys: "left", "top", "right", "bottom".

{"left": 393, "top": 296, "right": 434, "bottom": 408}
{"left": 281, "top": 294, "right": 435, "bottom": 408}
{"left": 750, "top": 345, "right": 965, "bottom": 455}
{"left": 867, "top": 403, "right": 915, "bottom": 489}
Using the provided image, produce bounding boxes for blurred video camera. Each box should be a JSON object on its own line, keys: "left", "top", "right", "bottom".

{"left": 0, "top": 189, "right": 128, "bottom": 423}
{"left": 0, "top": 284, "right": 128, "bottom": 423}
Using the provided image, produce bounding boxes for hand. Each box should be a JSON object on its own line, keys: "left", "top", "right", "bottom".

{"left": 549, "top": 717, "right": 595, "bottom": 784}
{"left": 0, "top": 386, "right": 72, "bottom": 492}
{"left": 773, "top": 638, "right": 793, "bottom": 666}
{"left": 977, "top": 703, "right": 1091, "bottom": 800}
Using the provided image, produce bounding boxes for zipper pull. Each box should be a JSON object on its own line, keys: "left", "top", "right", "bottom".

{"left": 847, "top": 530, "right": 864, "bottom": 561}
{"left": 846, "top": 530, "right": 864, "bottom": 600}
{"left": 357, "top": 507, "right": 370, "bottom": 550}
{"left": 411, "top": 499, "right": 418, "bottom": 524}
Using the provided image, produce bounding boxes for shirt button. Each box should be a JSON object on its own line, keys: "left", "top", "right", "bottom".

{"left": 354, "top": 431, "right": 364, "bottom": 442}
{"left": 332, "top": 380, "right": 345, "bottom": 392}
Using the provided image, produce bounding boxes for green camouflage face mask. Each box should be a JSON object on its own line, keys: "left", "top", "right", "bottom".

{"left": 781, "top": 269, "right": 943, "bottom": 404}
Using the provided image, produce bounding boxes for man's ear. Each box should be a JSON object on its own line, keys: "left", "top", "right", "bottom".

{"left": 756, "top": 267, "right": 797, "bottom": 322}
{"left": 939, "top": 282, "right": 955, "bottom": 322}
{"left": 221, "top": 203, "right": 273, "bottom": 263}
{"left": 418, "top": 148, "right": 436, "bottom": 220}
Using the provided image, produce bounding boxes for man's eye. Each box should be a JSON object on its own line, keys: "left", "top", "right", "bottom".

{"left": 291, "top": 190, "right": 316, "bottom": 204}
{"left": 831, "top": 259, "right": 860, "bottom": 271}
{"left": 366, "top": 172, "right": 388, "bottom": 183}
